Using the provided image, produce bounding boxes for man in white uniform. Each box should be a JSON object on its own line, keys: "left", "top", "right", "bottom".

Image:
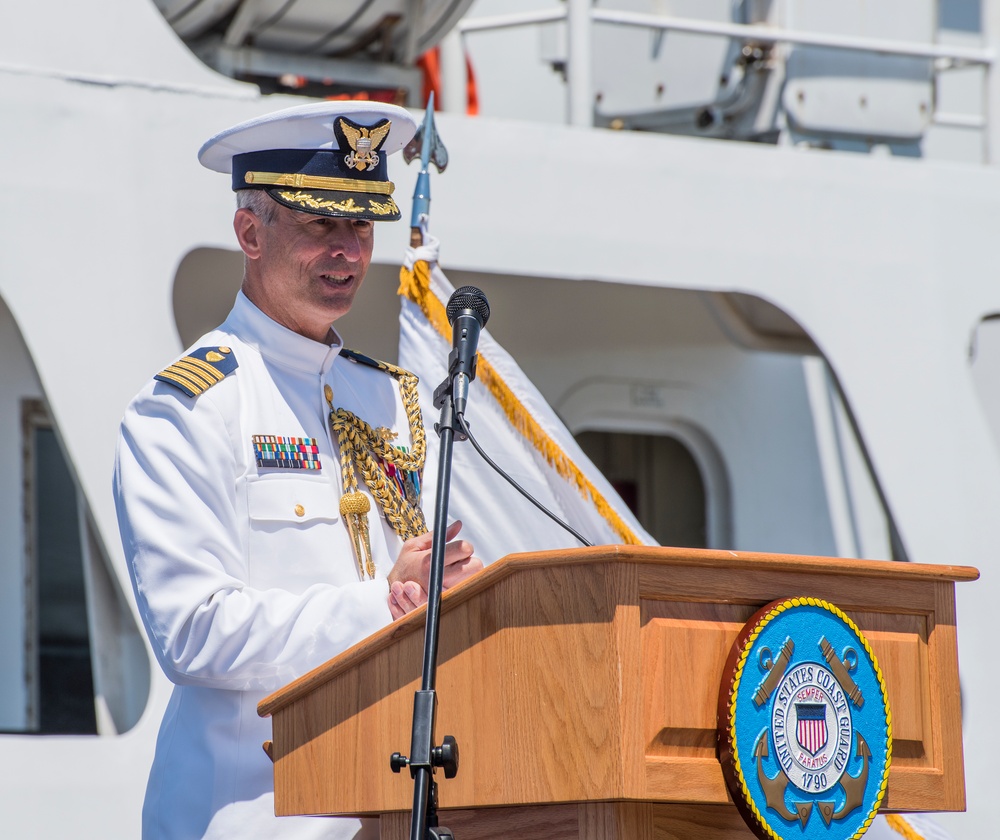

{"left": 113, "top": 101, "right": 481, "bottom": 840}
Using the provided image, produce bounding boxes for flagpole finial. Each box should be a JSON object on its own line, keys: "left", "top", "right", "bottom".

{"left": 420, "top": 92, "right": 436, "bottom": 171}
{"left": 403, "top": 92, "right": 449, "bottom": 245}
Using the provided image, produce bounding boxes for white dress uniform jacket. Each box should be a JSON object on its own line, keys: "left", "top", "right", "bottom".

{"left": 114, "top": 291, "right": 417, "bottom": 840}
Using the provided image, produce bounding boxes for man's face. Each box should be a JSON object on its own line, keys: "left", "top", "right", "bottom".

{"left": 236, "top": 202, "right": 375, "bottom": 342}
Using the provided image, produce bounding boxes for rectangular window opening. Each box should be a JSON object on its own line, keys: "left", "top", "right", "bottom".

{"left": 22, "top": 399, "right": 97, "bottom": 734}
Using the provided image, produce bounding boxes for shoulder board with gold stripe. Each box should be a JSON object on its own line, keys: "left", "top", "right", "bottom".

{"left": 341, "top": 347, "right": 415, "bottom": 378}
{"left": 154, "top": 346, "right": 238, "bottom": 397}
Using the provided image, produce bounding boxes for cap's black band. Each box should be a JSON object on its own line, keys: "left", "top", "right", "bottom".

{"left": 232, "top": 148, "right": 388, "bottom": 192}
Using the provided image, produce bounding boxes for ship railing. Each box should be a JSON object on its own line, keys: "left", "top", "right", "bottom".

{"left": 456, "top": 3, "right": 996, "bottom": 148}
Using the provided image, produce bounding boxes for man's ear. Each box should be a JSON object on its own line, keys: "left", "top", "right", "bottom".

{"left": 234, "top": 207, "right": 263, "bottom": 259}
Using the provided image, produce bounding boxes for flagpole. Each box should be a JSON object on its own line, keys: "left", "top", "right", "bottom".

{"left": 409, "top": 92, "right": 438, "bottom": 248}
{"left": 390, "top": 94, "right": 459, "bottom": 840}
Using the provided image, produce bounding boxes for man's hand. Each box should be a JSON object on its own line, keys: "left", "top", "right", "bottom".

{"left": 388, "top": 520, "right": 482, "bottom": 619}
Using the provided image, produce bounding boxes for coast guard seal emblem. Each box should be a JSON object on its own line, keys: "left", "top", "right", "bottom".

{"left": 718, "top": 598, "right": 891, "bottom": 840}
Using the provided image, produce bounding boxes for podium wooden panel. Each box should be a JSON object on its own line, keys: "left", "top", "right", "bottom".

{"left": 259, "top": 546, "right": 976, "bottom": 840}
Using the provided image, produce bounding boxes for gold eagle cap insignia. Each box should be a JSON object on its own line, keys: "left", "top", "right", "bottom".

{"left": 340, "top": 118, "right": 392, "bottom": 172}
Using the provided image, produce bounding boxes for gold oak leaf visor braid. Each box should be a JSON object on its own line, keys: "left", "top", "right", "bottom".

{"left": 327, "top": 352, "right": 427, "bottom": 580}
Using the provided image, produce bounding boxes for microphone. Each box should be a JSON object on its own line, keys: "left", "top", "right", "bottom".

{"left": 439, "top": 285, "right": 593, "bottom": 546}
{"left": 446, "top": 286, "right": 490, "bottom": 417}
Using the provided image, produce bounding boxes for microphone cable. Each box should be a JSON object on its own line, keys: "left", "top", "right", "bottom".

{"left": 454, "top": 411, "right": 594, "bottom": 548}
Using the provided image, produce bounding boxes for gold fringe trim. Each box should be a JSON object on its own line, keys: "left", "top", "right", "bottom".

{"left": 884, "top": 815, "right": 927, "bottom": 840}
{"left": 399, "top": 260, "right": 642, "bottom": 545}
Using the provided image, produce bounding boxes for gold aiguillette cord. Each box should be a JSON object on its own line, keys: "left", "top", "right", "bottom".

{"left": 326, "top": 365, "right": 427, "bottom": 580}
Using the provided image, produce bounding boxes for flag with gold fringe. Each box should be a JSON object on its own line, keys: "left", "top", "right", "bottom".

{"left": 397, "top": 234, "right": 655, "bottom": 563}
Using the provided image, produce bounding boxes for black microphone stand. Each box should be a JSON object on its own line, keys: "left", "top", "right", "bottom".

{"left": 389, "top": 366, "right": 465, "bottom": 840}
{"left": 391, "top": 97, "right": 470, "bottom": 839}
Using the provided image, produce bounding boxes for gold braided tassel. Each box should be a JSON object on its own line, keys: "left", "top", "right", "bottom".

{"left": 340, "top": 491, "right": 375, "bottom": 580}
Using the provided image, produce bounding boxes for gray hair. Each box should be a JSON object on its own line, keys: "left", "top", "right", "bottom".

{"left": 236, "top": 189, "right": 279, "bottom": 225}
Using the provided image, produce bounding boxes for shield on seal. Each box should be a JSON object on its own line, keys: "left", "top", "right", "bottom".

{"left": 796, "top": 703, "right": 828, "bottom": 756}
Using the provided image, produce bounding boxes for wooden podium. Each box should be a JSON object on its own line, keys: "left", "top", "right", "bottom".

{"left": 259, "top": 546, "right": 977, "bottom": 839}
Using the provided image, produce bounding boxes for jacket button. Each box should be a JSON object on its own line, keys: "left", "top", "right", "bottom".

{"left": 294, "top": 504, "right": 305, "bottom": 517}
